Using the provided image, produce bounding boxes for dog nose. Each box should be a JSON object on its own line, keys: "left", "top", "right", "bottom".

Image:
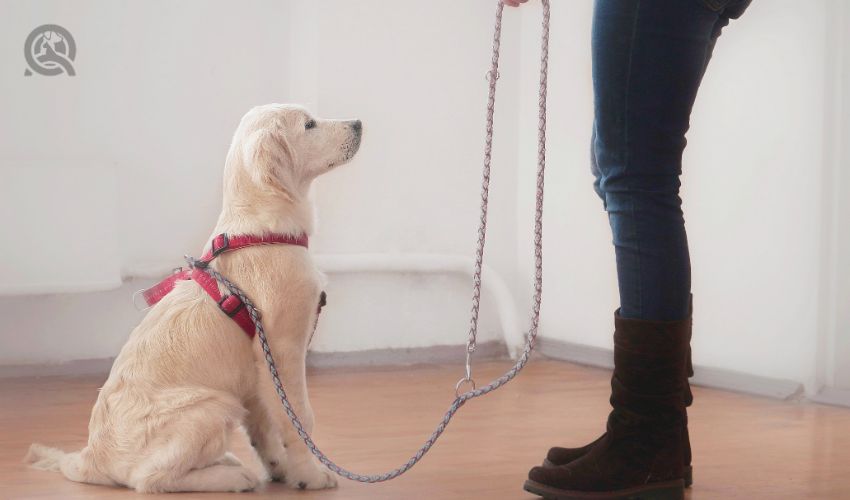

{"left": 351, "top": 120, "right": 362, "bottom": 133}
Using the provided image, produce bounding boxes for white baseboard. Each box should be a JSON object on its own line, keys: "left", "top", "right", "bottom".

{"left": 307, "top": 341, "right": 507, "bottom": 369}
{"left": 536, "top": 337, "right": 615, "bottom": 369}
{"left": 0, "top": 341, "right": 508, "bottom": 379}
{"left": 810, "top": 387, "right": 850, "bottom": 408}
{"left": 536, "top": 337, "right": 805, "bottom": 401}
{"left": 0, "top": 357, "right": 115, "bottom": 379}
{"left": 5, "top": 338, "right": 836, "bottom": 407}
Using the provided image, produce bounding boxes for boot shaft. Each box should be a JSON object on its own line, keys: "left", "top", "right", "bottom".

{"left": 610, "top": 312, "right": 690, "bottom": 418}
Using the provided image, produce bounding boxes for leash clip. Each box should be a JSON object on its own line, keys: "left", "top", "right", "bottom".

{"left": 454, "top": 347, "right": 477, "bottom": 397}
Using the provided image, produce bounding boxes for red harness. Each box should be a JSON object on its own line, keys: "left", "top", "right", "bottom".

{"left": 141, "top": 232, "right": 322, "bottom": 339}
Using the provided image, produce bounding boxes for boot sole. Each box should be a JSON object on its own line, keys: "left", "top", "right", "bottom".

{"left": 541, "top": 461, "right": 692, "bottom": 488}
{"left": 523, "top": 479, "right": 685, "bottom": 500}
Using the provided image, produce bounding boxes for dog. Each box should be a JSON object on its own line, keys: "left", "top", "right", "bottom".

{"left": 25, "top": 104, "right": 362, "bottom": 493}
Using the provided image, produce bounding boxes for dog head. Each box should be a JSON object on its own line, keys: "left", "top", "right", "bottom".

{"left": 224, "top": 104, "right": 362, "bottom": 200}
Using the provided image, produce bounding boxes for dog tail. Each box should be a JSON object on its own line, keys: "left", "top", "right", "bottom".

{"left": 25, "top": 443, "right": 112, "bottom": 485}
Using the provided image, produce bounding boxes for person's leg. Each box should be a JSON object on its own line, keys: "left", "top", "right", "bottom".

{"left": 526, "top": 0, "right": 750, "bottom": 498}
{"left": 594, "top": 0, "right": 714, "bottom": 321}
{"left": 592, "top": 0, "right": 749, "bottom": 320}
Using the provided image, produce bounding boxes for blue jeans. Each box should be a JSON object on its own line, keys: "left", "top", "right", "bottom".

{"left": 591, "top": 0, "right": 751, "bottom": 321}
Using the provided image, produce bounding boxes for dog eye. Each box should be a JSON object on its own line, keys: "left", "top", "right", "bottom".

{"left": 304, "top": 119, "right": 317, "bottom": 130}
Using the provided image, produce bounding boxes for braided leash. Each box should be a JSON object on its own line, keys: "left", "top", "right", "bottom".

{"left": 185, "top": 0, "right": 549, "bottom": 483}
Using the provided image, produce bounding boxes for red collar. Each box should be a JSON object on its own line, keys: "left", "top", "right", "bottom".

{"left": 198, "top": 232, "right": 308, "bottom": 264}
{"left": 140, "top": 232, "right": 312, "bottom": 339}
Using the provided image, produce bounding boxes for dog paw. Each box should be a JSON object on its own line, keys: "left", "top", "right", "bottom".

{"left": 268, "top": 459, "right": 289, "bottom": 483}
{"left": 233, "top": 468, "right": 261, "bottom": 492}
{"left": 285, "top": 460, "right": 337, "bottom": 490}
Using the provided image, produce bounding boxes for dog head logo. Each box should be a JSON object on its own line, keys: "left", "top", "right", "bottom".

{"left": 24, "top": 24, "right": 76, "bottom": 77}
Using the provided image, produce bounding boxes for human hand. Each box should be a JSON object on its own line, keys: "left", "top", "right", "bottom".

{"left": 502, "top": 0, "right": 529, "bottom": 7}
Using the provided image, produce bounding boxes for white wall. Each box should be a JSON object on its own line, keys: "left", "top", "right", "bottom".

{"left": 515, "top": 0, "right": 834, "bottom": 393}
{"left": 0, "top": 0, "right": 844, "bottom": 397}
{"left": 289, "top": 0, "right": 525, "bottom": 353}
{"left": 1, "top": 0, "right": 293, "bottom": 270}
{"left": 820, "top": 0, "right": 850, "bottom": 392}
{"left": 1, "top": 0, "right": 292, "bottom": 363}
{"left": 0, "top": 0, "right": 517, "bottom": 364}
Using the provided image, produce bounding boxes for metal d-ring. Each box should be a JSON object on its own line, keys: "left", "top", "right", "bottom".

{"left": 455, "top": 377, "right": 476, "bottom": 398}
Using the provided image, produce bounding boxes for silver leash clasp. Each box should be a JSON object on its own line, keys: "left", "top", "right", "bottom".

{"left": 455, "top": 344, "right": 477, "bottom": 398}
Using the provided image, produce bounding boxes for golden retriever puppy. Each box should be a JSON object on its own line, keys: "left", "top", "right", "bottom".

{"left": 25, "top": 104, "right": 362, "bottom": 493}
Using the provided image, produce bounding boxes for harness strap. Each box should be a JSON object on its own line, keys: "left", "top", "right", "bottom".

{"left": 197, "top": 232, "right": 310, "bottom": 266}
{"left": 140, "top": 232, "right": 317, "bottom": 339}
{"left": 191, "top": 267, "right": 257, "bottom": 337}
{"left": 141, "top": 268, "right": 191, "bottom": 306}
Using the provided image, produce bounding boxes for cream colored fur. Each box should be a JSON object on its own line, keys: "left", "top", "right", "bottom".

{"left": 25, "top": 104, "right": 362, "bottom": 493}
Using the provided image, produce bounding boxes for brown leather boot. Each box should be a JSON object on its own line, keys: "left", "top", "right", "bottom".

{"left": 524, "top": 312, "right": 689, "bottom": 500}
{"left": 542, "top": 303, "right": 694, "bottom": 488}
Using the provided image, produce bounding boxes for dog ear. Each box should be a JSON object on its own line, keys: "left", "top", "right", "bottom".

{"left": 243, "top": 129, "right": 294, "bottom": 170}
{"left": 242, "top": 129, "right": 296, "bottom": 194}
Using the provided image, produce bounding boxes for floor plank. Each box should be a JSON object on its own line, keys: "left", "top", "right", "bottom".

{"left": 1, "top": 359, "right": 848, "bottom": 499}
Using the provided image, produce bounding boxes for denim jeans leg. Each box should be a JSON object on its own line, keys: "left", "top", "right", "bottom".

{"left": 590, "top": 0, "right": 735, "bottom": 321}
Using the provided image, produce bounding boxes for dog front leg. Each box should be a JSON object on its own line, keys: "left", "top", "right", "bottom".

{"left": 257, "top": 344, "right": 337, "bottom": 490}
{"left": 244, "top": 391, "right": 289, "bottom": 482}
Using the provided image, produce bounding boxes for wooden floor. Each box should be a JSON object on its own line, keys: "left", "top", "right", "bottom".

{"left": 2, "top": 359, "right": 849, "bottom": 499}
